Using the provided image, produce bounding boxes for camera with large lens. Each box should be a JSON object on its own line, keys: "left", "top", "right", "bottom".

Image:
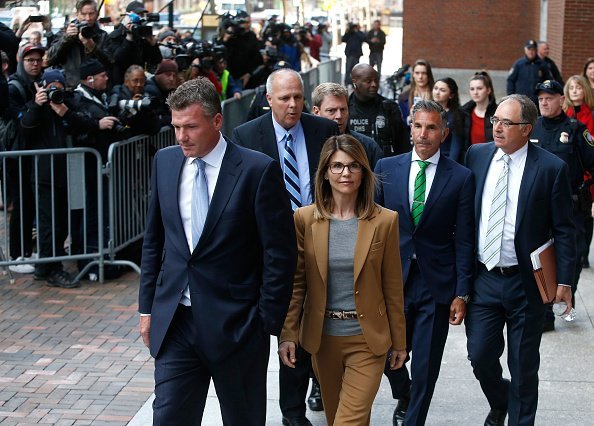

{"left": 124, "top": 12, "right": 155, "bottom": 39}
{"left": 260, "top": 45, "right": 278, "bottom": 63}
{"left": 108, "top": 93, "right": 156, "bottom": 122}
{"left": 47, "top": 86, "right": 65, "bottom": 104}
{"left": 219, "top": 12, "right": 246, "bottom": 37}
{"left": 74, "top": 20, "right": 94, "bottom": 39}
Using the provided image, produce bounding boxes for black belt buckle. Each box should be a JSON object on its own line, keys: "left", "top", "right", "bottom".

{"left": 496, "top": 265, "right": 519, "bottom": 277}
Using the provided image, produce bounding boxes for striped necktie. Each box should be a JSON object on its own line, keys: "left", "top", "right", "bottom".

{"left": 483, "top": 154, "right": 510, "bottom": 270}
{"left": 282, "top": 133, "right": 302, "bottom": 211}
{"left": 191, "top": 158, "right": 209, "bottom": 249}
{"left": 411, "top": 160, "right": 430, "bottom": 226}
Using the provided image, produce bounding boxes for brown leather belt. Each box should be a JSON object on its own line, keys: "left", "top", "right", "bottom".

{"left": 324, "top": 309, "right": 358, "bottom": 320}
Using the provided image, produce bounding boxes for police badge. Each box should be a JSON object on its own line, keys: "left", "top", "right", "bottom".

{"left": 559, "top": 132, "right": 569, "bottom": 143}
{"left": 584, "top": 130, "right": 594, "bottom": 147}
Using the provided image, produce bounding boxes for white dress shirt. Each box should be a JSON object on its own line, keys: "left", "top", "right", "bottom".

{"left": 478, "top": 143, "right": 528, "bottom": 267}
{"left": 408, "top": 149, "right": 440, "bottom": 209}
{"left": 272, "top": 116, "right": 312, "bottom": 206}
{"left": 178, "top": 134, "right": 227, "bottom": 306}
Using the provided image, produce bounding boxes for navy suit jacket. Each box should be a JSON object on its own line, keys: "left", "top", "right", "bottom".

{"left": 138, "top": 140, "right": 297, "bottom": 361}
{"left": 375, "top": 152, "right": 475, "bottom": 304}
{"left": 465, "top": 142, "right": 576, "bottom": 303}
{"left": 231, "top": 112, "right": 339, "bottom": 196}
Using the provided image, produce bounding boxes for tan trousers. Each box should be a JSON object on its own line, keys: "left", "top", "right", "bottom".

{"left": 311, "top": 334, "right": 385, "bottom": 426}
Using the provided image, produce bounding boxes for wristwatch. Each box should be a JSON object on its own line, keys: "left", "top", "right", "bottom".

{"left": 456, "top": 294, "right": 471, "bottom": 304}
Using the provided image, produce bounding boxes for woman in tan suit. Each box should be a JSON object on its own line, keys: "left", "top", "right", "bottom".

{"left": 278, "top": 134, "right": 407, "bottom": 425}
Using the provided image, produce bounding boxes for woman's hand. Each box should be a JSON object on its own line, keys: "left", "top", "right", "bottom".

{"left": 389, "top": 349, "right": 407, "bottom": 370}
{"left": 278, "top": 341, "right": 297, "bottom": 368}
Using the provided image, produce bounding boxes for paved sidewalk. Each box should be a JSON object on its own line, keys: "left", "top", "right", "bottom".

{"left": 0, "top": 269, "right": 153, "bottom": 425}
{"left": 130, "top": 266, "right": 594, "bottom": 425}
{"left": 0, "top": 261, "right": 592, "bottom": 425}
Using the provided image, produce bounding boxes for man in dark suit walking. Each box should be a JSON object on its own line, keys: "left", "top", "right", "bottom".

{"left": 465, "top": 94, "right": 575, "bottom": 426}
{"left": 232, "top": 68, "right": 338, "bottom": 426}
{"left": 138, "top": 77, "right": 297, "bottom": 425}
{"left": 375, "top": 100, "right": 475, "bottom": 425}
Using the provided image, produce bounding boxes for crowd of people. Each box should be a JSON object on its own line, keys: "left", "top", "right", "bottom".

{"left": 1, "top": 3, "right": 594, "bottom": 424}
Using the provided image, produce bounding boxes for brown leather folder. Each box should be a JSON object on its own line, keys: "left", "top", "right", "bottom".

{"left": 532, "top": 243, "right": 557, "bottom": 304}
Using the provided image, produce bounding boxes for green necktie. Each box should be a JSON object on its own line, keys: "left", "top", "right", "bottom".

{"left": 411, "top": 160, "right": 430, "bottom": 226}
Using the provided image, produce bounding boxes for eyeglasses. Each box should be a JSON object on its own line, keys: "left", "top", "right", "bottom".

{"left": 489, "top": 117, "right": 529, "bottom": 128}
{"left": 24, "top": 58, "right": 42, "bottom": 64}
{"left": 328, "top": 162, "right": 363, "bottom": 174}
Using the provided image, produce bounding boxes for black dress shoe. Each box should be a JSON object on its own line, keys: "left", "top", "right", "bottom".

{"left": 307, "top": 379, "right": 323, "bottom": 411}
{"left": 392, "top": 395, "right": 409, "bottom": 426}
{"left": 282, "top": 416, "right": 313, "bottom": 426}
{"left": 484, "top": 408, "right": 507, "bottom": 426}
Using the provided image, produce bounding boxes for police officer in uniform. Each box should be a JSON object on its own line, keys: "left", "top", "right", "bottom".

{"left": 531, "top": 79, "right": 594, "bottom": 330}
{"left": 348, "top": 63, "right": 408, "bottom": 157}
{"left": 507, "top": 40, "right": 552, "bottom": 106}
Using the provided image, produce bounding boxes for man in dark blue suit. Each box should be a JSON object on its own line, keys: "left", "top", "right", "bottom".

{"left": 138, "top": 77, "right": 297, "bottom": 425}
{"left": 232, "top": 68, "right": 338, "bottom": 426}
{"left": 375, "top": 100, "right": 475, "bottom": 426}
{"left": 465, "top": 94, "right": 575, "bottom": 426}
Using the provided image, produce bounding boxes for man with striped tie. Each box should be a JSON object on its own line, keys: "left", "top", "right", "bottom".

{"left": 232, "top": 68, "right": 338, "bottom": 426}
{"left": 465, "top": 94, "right": 575, "bottom": 426}
{"left": 374, "top": 100, "right": 475, "bottom": 426}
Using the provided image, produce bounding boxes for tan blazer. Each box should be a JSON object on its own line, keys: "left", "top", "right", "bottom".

{"left": 281, "top": 204, "right": 406, "bottom": 356}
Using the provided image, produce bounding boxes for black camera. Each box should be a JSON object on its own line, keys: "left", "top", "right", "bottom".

{"left": 260, "top": 45, "right": 279, "bottom": 63}
{"left": 219, "top": 12, "right": 246, "bottom": 37}
{"left": 74, "top": 20, "right": 94, "bottom": 39}
{"left": 124, "top": 12, "right": 158, "bottom": 39}
{"left": 47, "top": 86, "right": 65, "bottom": 104}
{"left": 108, "top": 94, "right": 156, "bottom": 122}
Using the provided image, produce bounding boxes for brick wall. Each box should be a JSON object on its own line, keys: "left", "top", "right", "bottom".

{"left": 551, "top": 0, "right": 594, "bottom": 78}
{"left": 402, "top": 0, "right": 541, "bottom": 71}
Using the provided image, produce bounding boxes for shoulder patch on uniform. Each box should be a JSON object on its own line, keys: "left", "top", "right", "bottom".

{"left": 584, "top": 129, "right": 594, "bottom": 147}
{"left": 508, "top": 67, "right": 514, "bottom": 76}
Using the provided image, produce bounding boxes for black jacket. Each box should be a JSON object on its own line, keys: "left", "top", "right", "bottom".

{"left": 461, "top": 99, "right": 498, "bottom": 144}
{"left": 348, "top": 92, "right": 408, "bottom": 156}
{"left": 105, "top": 25, "right": 162, "bottom": 86}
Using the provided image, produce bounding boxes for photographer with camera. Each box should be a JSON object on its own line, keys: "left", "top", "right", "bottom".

{"left": 145, "top": 59, "right": 179, "bottom": 127}
{"left": 184, "top": 41, "right": 223, "bottom": 94}
{"left": 3, "top": 45, "right": 45, "bottom": 274}
{"left": 47, "top": 0, "right": 111, "bottom": 90}
{"left": 348, "top": 63, "right": 408, "bottom": 156}
{"left": 73, "top": 59, "right": 128, "bottom": 280}
{"left": 109, "top": 64, "right": 160, "bottom": 136}
{"left": 20, "top": 69, "right": 95, "bottom": 288}
{"left": 105, "top": 1, "right": 162, "bottom": 86}
{"left": 218, "top": 11, "right": 263, "bottom": 90}
{"left": 157, "top": 30, "right": 179, "bottom": 59}
{"left": 274, "top": 24, "right": 301, "bottom": 72}
{"left": 342, "top": 22, "right": 365, "bottom": 86}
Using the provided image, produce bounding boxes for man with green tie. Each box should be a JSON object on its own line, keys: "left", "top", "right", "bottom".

{"left": 374, "top": 100, "right": 475, "bottom": 425}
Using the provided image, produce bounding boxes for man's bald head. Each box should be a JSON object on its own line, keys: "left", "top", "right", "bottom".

{"left": 351, "top": 64, "right": 379, "bottom": 101}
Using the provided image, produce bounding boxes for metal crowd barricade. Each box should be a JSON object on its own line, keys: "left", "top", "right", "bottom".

{"left": 317, "top": 57, "right": 342, "bottom": 85}
{"left": 221, "top": 89, "right": 257, "bottom": 138}
{"left": 105, "top": 127, "right": 177, "bottom": 274}
{"left": 0, "top": 148, "right": 103, "bottom": 283}
{"left": 301, "top": 68, "right": 320, "bottom": 106}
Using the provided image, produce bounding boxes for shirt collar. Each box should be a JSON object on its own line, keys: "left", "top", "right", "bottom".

{"left": 411, "top": 148, "right": 440, "bottom": 165}
{"left": 186, "top": 133, "right": 227, "bottom": 168}
{"left": 271, "top": 114, "right": 302, "bottom": 144}
{"left": 494, "top": 141, "right": 528, "bottom": 164}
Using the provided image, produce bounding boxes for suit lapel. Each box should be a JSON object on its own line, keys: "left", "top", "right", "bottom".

{"left": 301, "top": 114, "right": 322, "bottom": 188}
{"left": 417, "top": 156, "right": 452, "bottom": 228}
{"left": 516, "top": 143, "right": 539, "bottom": 233}
{"left": 172, "top": 148, "right": 189, "bottom": 255}
{"left": 193, "top": 142, "right": 242, "bottom": 254}
{"left": 354, "top": 218, "right": 377, "bottom": 284}
{"left": 312, "top": 219, "right": 329, "bottom": 287}
{"left": 474, "top": 144, "right": 498, "bottom": 224}
{"left": 392, "top": 153, "right": 413, "bottom": 226}
{"left": 259, "top": 113, "right": 280, "bottom": 163}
